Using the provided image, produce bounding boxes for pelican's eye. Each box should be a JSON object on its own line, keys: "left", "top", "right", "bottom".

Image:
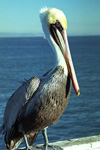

{"left": 49, "top": 20, "right": 64, "bottom": 48}
{"left": 55, "top": 20, "right": 63, "bottom": 32}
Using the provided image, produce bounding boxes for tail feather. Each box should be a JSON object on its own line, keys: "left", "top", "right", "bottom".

{"left": 0, "top": 123, "right": 39, "bottom": 148}
{"left": 11, "top": 138, "right": 24, "bottom": 150}
{"left": 11, "top": 131, "right": 39, "bottom": 149}
{"left": 27, "top": 131, "right": 39, "bottom": 146}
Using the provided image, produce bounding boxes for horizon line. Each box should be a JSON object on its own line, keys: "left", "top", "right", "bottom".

{"left": 0, "top": 32, "right": 100, "bottom": 38}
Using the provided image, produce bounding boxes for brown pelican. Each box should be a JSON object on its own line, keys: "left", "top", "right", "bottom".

{"left": 0, "top": 7, "right": 80, "bottom": 149}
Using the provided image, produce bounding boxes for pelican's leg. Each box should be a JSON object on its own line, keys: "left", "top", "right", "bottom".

{"left": 24, "top": 135, "right": 32, "bottom": 150}
{"left": 42, "top": 127, "right": 49, "bottom": 150}
{"left": 42, "top": 127, "right": 57, "bottom": 150}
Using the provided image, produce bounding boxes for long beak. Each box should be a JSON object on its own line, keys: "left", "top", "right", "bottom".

{"left": 50, "top": 25, "right": 80, "bottom": 96}
{"left": 62, "top": 30, "right": 80, "bottom": 96}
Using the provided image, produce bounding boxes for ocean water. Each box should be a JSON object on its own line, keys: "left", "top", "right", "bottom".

{"left": 0, "top": 36, "right": 100, "bottom": 149}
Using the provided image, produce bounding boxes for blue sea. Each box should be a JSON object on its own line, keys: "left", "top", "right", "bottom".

{"left": 0, "top": 36, "right": 100, "bottom": 149}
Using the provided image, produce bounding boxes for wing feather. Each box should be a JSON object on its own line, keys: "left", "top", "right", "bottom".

{"left": 3, "top": 76, "right": 40, "bottom": 130}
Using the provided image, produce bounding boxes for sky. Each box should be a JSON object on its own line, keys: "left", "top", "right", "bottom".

{"left": 0, "top": 0, "right": 100, "bottom": 37}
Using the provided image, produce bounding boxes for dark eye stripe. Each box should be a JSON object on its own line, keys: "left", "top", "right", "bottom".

{"left": 50, "top": 24, "right": 63, "bottom": 51}
{"left": 55, "top": 20, "right": 63, "bottom": 32}
{"left": 50, "top": 24, "right": 59, "bottom": 46}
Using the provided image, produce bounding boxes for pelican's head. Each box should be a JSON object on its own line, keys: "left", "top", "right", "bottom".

{"left": 40, "top": 7, "right": 80, "bottom": 96}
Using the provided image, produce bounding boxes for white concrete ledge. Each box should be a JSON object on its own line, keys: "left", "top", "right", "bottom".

{"left": 53, "top": 135, "right": 100, "bottom": 150}
{"left": 18, "top": 135, "right": 100, "bottom": 150}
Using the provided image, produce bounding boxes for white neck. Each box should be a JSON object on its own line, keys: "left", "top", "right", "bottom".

{"left": 40, "top": 11, "right": 68, "bottom": 76}
{"left": 50, "top": 36, "right": 68, "bottom": 76}
{"left": 43, "top": 27, "right": 68, "bottom": 76}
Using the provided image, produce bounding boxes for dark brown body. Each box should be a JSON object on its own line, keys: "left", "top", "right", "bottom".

{"left": 3, "top": 66, "right": 71, "bottom": 149}
{"left": 19, "top": 66, "right": 71, "bottom": 132}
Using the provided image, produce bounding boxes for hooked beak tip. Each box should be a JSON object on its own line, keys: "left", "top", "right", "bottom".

{"left": 77, "top": 90, "right": 80, "bottom": 96}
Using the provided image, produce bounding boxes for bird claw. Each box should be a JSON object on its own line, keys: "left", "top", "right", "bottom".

{"left": 45, "top": 145, "right": 63, "bottom": 150}
{"left": 35, "top": 145, "right": 51, "bottom": 150}
{"left": 26, "top": 146, "right": 32, "bottom": 150}
{"left": 44, "top": 144, "right": 62, "bottom": 150}
{"left": 45, "top": 145, "right": 56, "bottom": 150}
